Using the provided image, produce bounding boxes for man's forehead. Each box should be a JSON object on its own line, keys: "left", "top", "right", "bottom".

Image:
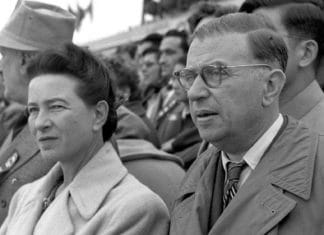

{"left": 160, "top": 36, "right": 182, "bottom": 50}
{"left": 187, "top": 33, "right": 250, "bottom": 67}
{"left": 137, "top": 42, "right": 153, "bottom": 55}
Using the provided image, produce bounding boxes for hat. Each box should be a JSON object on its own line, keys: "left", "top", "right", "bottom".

{"left": 0, "top": 1, "right": 76, "bottom": 51}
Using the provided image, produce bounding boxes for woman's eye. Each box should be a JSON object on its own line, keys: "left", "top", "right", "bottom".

{"left": 50, "top": 105, "right": 65, "bottom": 111}
{"left": 27, "top": 107, "right": 39, "bottom": 115}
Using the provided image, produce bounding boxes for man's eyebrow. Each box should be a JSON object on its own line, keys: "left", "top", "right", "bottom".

{"left": 187, "top": 60, "right": 227, "bottom": 70}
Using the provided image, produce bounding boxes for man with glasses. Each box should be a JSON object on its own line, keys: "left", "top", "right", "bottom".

{"left": 240, "top": 0, "right": 324, "bottom": 134}
{"left": 170, "top": 13, "right": 324, "bottom": 235}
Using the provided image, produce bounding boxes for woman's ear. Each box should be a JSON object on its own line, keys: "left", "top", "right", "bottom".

{"left": 262, "top": 69, "right": 286, "bottom": 107}
{"left": 93, "top": 100, "right": 109, "bottom": 131}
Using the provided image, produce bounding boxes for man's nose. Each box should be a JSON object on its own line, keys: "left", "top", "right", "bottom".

{"left": 187, "top": 74, "right": 209, "bottom": 101}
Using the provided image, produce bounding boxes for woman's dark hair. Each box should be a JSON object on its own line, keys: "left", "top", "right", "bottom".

{"left": 26, "top": 43, "right": 117, "bottom": 141}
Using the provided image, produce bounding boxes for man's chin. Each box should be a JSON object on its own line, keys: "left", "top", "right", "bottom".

{"left": 161, "top": 70, "right": 171, "bottom": 79}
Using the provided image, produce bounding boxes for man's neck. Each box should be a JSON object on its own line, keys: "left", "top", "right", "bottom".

{"left": 217, "top": 112, "right": 280, "bottom": 162}
{"left": 280, "top": 69, "right": 315, "bottom": 106}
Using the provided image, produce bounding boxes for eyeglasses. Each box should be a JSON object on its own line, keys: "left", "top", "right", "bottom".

{"left": 173, "top": 63, "right": 272, "bottom": 90}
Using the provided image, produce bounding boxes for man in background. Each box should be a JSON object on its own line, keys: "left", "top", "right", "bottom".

{"left": 240, "top": 0, "right": 324, "bottom": 133}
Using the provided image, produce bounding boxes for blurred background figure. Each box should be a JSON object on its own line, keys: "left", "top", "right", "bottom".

{"left": 187, "top": 1, "right": 238, "bottom": 33}
{"left": 240, "top": 0, "right": 324, "bottom": 134}
{"left": 159, "top": 30, "right": 188, "bottom": 83}
{"left": 104, "top": 57, "right": 185, "bottom": 211}
{"left": 0, "top": 66, "right": 28, "bottom": 148}
{"left": 136, "top": 33, "right": 162, "bottom": 69}
{"left": 140, "top": 48, "right": 163, "bottom": 100}
{"left": 146, "top": 30, "right": 189, "bottom": 139}
{"left": 161, "top": 58, "right": 201, "bottom": 169}
{"left": 0, "top": 70, "right": 8, "bottom": 145}
{"left": 104, "top": 57, "right": 160, "bottom": 147}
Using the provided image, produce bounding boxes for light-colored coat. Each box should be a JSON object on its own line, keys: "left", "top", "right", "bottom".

{"left": 0, "top": 142, "right": 169, "bottom": 235}
{"left": 170, "top": 116, "right": 324, "bottom": 235}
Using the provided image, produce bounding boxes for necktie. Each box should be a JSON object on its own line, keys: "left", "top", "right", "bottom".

{"left": 223, "top": 161, "right": 246, "bottom": 209}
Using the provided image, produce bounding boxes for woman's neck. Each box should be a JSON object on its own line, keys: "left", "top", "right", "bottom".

{"left": 60, "top": 136, "right": 104, "bottom": 188}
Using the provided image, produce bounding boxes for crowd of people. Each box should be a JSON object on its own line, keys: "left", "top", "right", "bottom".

{"left": 0, "top": 0, "right": 323, "bottom": 234}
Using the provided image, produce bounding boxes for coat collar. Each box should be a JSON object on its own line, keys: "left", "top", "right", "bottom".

{"left": 280, "top": 80, "right": 324, "bottom": 120}
{"left": 179, "top": 116, "right": 317, "bottom": 201}
{"left": 36, "top": 141, "right": 128, "bottom": 220}
{"left": 68, "top": 141, "right": 127, "bottom": 219}
{"left": 267, "top": 116, "right": 317, "bottom": 200}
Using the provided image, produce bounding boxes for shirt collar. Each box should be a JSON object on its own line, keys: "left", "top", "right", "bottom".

{"left": 222, "top": 114, "right": 283, "bottom": 171}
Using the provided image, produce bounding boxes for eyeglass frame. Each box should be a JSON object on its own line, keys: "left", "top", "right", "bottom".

{"left": 173, "top": 63, "right": 273, "bottom": 90}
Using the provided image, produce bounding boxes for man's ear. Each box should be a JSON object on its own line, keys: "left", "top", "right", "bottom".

{"left": 93, "top": 100, "right": 109, "bottom": 132}
{"left": 19, "top": 52, "right": 36, "bottom": 75}
{"left": 297, "top": 39, "right": 318, "bottom": 68}
{"left": 262, "top": 69, "right": 286, "bottom": 107}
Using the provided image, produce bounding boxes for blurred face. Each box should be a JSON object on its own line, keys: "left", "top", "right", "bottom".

{"left": 172, "top": 63, "right": 188, "bottom": 102}
{"left": 136, "top": 41, "right": 153, "bottom": 62}
{"left": 255, "top": 7, "right": 297, "bottom": 88}
{"left": 159, "top": 36, "right": 185, "bottom": 79}
{"left": 140, "top": 52, "right": 161, "bottom": 87}
{"left": 28, "top": 74, "right": 97, "bottom": 163}
{"left": 0, "top": 72, "right": 5, "bottom": 100}
{"left": 187, "top": 34, "right": 265, "bottom": 146}
{"left": 0, "top": 47, "right": 29, "bottom": 104}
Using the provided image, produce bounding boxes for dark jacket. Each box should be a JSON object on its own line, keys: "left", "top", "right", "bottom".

{"left": 116, "top": 105, "right": 160, "bottom": 147}
{"left": 170, "top": 116, "right": 324, "bottom": 235}
{"left": 117, "top": 138, "right": 185, "bottom": 211}
{"left": 124, "top": 100, "right": 160, "bottom": 148}
{"left": 0, "top": 125, "right": 55, "bottom": 225}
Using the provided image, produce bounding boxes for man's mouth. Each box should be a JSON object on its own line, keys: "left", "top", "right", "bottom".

{"left": 196, "top": 110, "right": 218, "bottom": 118}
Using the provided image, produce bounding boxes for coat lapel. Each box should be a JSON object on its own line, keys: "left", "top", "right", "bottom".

{"left": 5, "top": 164, "right": 63, "bottom": 235}
{"left": 170, "top": 147, "right": 221, "bottom": 235}
{"left": 30, "top": 164, "right": 74, "bottom": 235}
{"left": 34, "top": 189, "right": 74, "bottom": 235}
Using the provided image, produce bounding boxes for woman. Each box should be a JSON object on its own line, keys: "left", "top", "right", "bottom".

{"left": 0, "top": 43, "right": 169, "bottom": 235}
